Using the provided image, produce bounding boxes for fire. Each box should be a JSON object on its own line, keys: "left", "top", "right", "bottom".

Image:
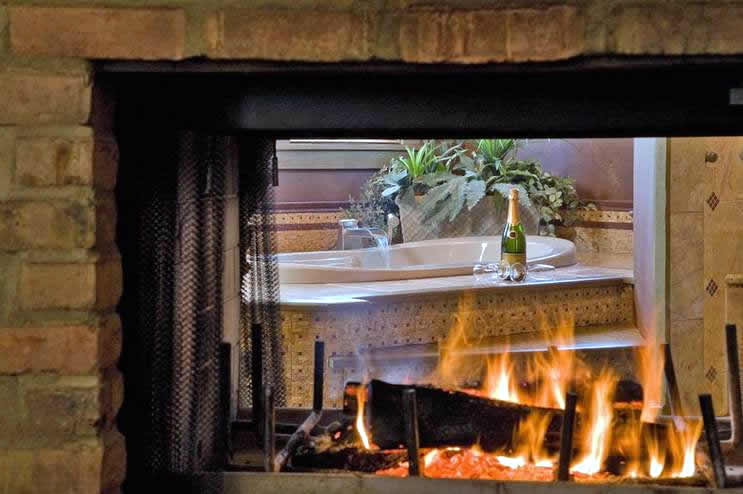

{"left": 355, "top": 385, "right": 372, "bottom": 450}
{"left": 354, "top": 293, "right": 705, "bottom": 483}
{"left": 503, "top": 410, "right": 556, "bottom": 469}
{"left": 647, "top": 430, "right": 666, "bottom": 478}
{"left": 668, "top": 418, "right": 703, "bottom": 478}
{"left": 571, "top": 369, "right": 617, "bottom": 476}
{"left": 496, "top": 455, "right": 526, "bottom": 469}
{"left": 485, "top": 352, "right": 520, "bottom": 402}
{"left": 636, "top": 344, "right": 665, "bottom": 423}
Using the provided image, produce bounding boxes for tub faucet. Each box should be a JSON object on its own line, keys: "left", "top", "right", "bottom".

{"left": 336, "top": 219, "right": 389, "bottom": 250}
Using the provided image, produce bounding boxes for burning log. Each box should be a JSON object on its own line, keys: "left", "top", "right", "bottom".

{"left": 344, "top": 380, "right": 669, "bottom": 452}
{"left": 352, "top": 379, "right": 563, "bottom": 451}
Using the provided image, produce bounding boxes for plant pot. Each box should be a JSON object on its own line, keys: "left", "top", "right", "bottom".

{"left": 395, "top": 188, "right": 539, "bottom": 242}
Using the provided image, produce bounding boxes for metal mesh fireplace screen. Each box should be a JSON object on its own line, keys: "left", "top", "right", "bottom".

{"left": 237, "top": 138, "right": 285, "bottom": 410}
{"left": 118, "top": 130, "right": 285, "bottom": 487}
{"left": 118, "top": 131, "right": 242, "bottom": 487}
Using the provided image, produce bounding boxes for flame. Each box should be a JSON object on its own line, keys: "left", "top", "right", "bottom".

{"left": 355, "top": 385, "right": 372, "bottom": 450}
{"left": 647, "top": 429, "right": 666, "bottom": 478}
{"left": 366, "top": 293, "right": 704, "bottom": 483}
{"left": 509, "top": 411, "right": 556, "bottom": 468}
{"left": 636, "top": 344, "right": 665, "bottom": 423}
{"left": 668, "top": 418, "right": 703, "bottom": 478}
{"left": 571, "top": 369, "right": 617, "bottom": 476}
{"left": 485, "top": 352, "right": 520, "bottom": 402}
{"left": 496, "top": 455, "right": 527, "bottom": 469}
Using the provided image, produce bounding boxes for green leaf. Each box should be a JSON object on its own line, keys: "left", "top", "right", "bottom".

{"left": 419, "top": 176, "right": 468, "bottom": 223}
{"left": 382, "top": 185, "right": 400, "bottom": 197}
{"left": 417, "top": 172, "right": 458, "bottom": 187}
{"left": 448, "top": 179, "right": 467, "bottom": 222}
{"left": 465, "top": 179, "right": 486, "bottom": 211}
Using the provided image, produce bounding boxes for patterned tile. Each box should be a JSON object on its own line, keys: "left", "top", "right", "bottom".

{"left": 706, "top": 279, "right": 719, "bottom": 297}
{"left": 706, "top": 365, "right": 718, "bottom": 383}
{"left": 707, "top": 192, "right": 720, "bottom": 211}
{"left": 281, "top": 284, "right": 635, "bottom": 408}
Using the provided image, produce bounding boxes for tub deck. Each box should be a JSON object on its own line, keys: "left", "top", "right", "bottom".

{"left": 279, "top": 262, "right": 633, "bottom": 307}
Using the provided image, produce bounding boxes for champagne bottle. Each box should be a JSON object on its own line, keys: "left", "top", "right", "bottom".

{"left": 501, "top": 188, "right": 527, "bottom": 266}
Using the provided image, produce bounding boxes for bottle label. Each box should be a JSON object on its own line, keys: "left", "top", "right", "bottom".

{"left": 502, "top": 252, "right": 526, "bottom": 266}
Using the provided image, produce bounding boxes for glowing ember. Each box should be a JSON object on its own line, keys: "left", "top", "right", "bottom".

{"left": 377, "top": 448, "right": 555, "bottom": 481}
{"left": 496, "top": 455, "right": 526, "bottom": 469}
{"left": 423, "top": 449, "right": 439, "bottom": 467}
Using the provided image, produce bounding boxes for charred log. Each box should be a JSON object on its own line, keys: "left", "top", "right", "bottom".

{"left": 345, "top": 380, "right": 663, "bottom": 452}
{"left": 291, "top": 446, "right": 407, "bottom": 473}
{"left": 360, "top": 379, "right": 563, "bottom": 451}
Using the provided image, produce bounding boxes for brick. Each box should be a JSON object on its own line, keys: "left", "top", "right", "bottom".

{"left": 94, "top": 135, "right": 118, "bottom": 191}
{"left": 0, "top": 377, "right": 23, "bottom": 447}
{"left": 102, "top": 429, "right": 126, "bottom": 491}
{"left": 24, "top": 385, "right": 100, "bottom": 441}
{"left": 98, "top": 314, "right": 122, "bottom": 370}
{"left": 19, "top": 263, "right": 95, "bottom": 310}
{"left": 15, "top": 136, "right": 94, "bottom": 187}
{"left": 0, "top": 71, "right": 90, "bottom": 125}
{"left": 32, "top": 440, "right": 103, "bottom": 494}
{"left": 0, "top": 449, "right": 33, "bottom": 494}
{"left": 100, "top": 367, "right": 124, "bottom": 430}
{"left": 0, "top": 200, "right": 95, "bottom": 250}
{"left": 508, "top": 6, "right": 584, "bottom": 61}
{"left": 400, "top": 9, "right": 507, "bottom": 63}
{"left": 9, "top": 6, "right": 185, "bottom": 60}
{"left": 702, "top": 6, "right": 743, "bottom": 54}
{"left": 0, "top": 7, "right": 7, "bottom": 54}
{"left": 209, "top": 9, "right": 368, "bottom": 61}
{"left": 95, "top": 257, "right": 123, "bottom": 310}
{"left": 608, "top": 4, "right": 743, "bottom": 55}
{"left": 0, "top": 127, "right": 13, "bottom": 200}
{"left": 0, "top": 325, "right": 97, "bottom": 374}
{"left": 96, "top": 194, "right": 117, "bottom": 249}
{"left": 0, "top": 253, "right": 19, "bottom": 323}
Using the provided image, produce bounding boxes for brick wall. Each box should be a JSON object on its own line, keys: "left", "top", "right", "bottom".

{"left": 2, "top": 1, "right": 743, "bottom": 493}
{"left": 0, "top": 61, "right": 124, "bottom": 493}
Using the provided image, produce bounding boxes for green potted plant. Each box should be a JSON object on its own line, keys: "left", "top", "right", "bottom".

{"left": 346, "top": 139, "right": 594, "bottom": 243}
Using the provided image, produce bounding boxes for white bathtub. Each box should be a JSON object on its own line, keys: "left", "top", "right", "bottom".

{"left": 277, "top": 236, "right": 577, "bottom": 284}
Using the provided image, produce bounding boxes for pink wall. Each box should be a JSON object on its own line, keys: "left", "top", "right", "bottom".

{"left": 275, "top": 138, "right": 633, "bottom": 210}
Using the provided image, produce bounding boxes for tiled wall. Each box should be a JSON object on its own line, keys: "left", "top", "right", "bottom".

{"left": 280, "top": 283, "right": 635, "bottom": 408}
{"left": 669, "top": 138, "right": 743, "bottom": 413}
{"left": 275, "top": 208, "right": 634, "bottom": 263}
{"left": 704, "top": 139, "right": 743, "bottom": 412}
{"left": 558, "top": 209, "right": 633, "bottom": 268}
{"left": 274, "top": 210, "right": 344, "bottom": 253}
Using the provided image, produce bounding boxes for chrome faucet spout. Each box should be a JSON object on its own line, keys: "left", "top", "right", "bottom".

{"left": 336, "top": 219, "right": 389, "bottom": 251}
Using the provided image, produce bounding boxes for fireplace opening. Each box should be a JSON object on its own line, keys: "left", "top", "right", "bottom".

{"left": 107, "top": 63, "right": 743, "bottom": 492}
